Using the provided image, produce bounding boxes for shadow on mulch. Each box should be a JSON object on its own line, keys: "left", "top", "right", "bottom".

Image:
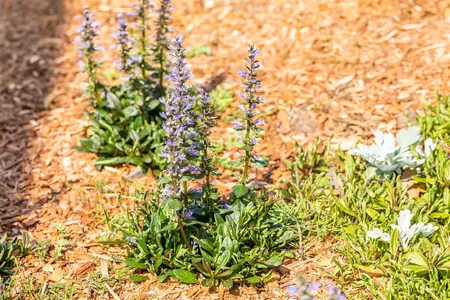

{"left": 0, "top": 0, "right": 66, "bottom": 233}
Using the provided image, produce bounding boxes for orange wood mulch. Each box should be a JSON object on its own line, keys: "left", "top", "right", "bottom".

{"left": 2, "top": 0, "right": 450, "bottom": 298}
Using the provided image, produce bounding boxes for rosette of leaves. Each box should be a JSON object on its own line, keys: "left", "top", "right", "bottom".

{"left": 77, "top": 87, "right": 165, "bottom": 172}
{"left": 349, "top": 127, "right": 426, "bottom": 178}
{"left": 104, "top": 189, "right": 298, "bottom": 288}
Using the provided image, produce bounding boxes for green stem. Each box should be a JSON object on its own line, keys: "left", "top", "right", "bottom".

{"left": 202, "top": 144, "right": 214, "bottom": 226}
{"left": 86, "top": 54, "right": 100, "bottom": 105}
{"left": 172, "top": 178, "right": 191, "bottom": 251}
{"left": 177, "top": 211, "right": 192, "bottom": 251}
{"left": 158, "top": 48, "right": 165, "bottom": 96}
{"left": 240, "top": 58, "right": 256, "bottom": 185}
{"left": 183, "top": 181, "right": 189, "bottom": 209}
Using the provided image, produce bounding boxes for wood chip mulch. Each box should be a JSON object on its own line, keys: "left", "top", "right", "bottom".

{"left": 2, "top": 0, "right": 450, "bottom": 298}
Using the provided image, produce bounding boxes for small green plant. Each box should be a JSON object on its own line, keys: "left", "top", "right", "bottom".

{"left": 185, "top": 45, "right": 211, "bottom": 57}
{"left": 0, "top": 233, "right": 32, "bottom": 283}
{"left": 285, "top": 107, "right": 450, "bottom": 298}
{"left": 210, "top": 86, "right": 233, "bottom": 113}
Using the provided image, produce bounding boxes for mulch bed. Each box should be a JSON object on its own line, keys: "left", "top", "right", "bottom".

{"left": 2, "top": 0, "right": 450, "bottom": 298}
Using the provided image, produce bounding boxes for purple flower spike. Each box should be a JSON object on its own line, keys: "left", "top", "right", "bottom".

{"left": 76, "top": 6, "right": 102, "bottom": 56}
{"left": 234, "top": 45, "right": 266, "bottom": 184}
{"left": 112, "top": 13, "right": 134, "bottom": 74}
{"left": 161, "top": 35, "right": 198, "bottom": 198}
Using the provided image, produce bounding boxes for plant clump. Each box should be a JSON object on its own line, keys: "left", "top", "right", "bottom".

{"left": 75, "top": 1, "right": 174, "bottom": 172}
{"left": 104, "top": 39, "right": 304, "bottom": 289}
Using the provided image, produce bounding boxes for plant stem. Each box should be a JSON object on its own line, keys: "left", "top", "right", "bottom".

{"left": 177, "top": 211, "right": 192, "bottom": 251}
{"left": 172, "top": 178, "right": 191, "bottom": 251}
{"left": 158, "top": 48, "right": 165, "bottom": 96}
{"left": 202, "top": 144, "right": 214, "bottom": 225}
{"left": 183, "top": 181, "right": 189, "bottom": 209}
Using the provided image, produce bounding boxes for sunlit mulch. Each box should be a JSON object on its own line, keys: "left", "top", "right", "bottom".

{"left": 2, "top": 0, "right": 450, "bottom": 298}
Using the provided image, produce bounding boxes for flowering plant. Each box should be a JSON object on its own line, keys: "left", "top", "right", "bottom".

{"left": 75, "top": 1, "right": 173, "bottom": 171}
{"left": 103, "top": 38, "right": 302, "bottom": 288}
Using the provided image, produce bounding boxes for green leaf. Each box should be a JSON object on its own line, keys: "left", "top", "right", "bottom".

{"left": 404, "top": 252, "right": 428, "bottom": 267}
{"left": 123, "top": 106, "right": 139, "bottom": 119}
{"left": 228, "top": 160, "right": 243, "bottom": 167}
{"left": 166, "top": 199, "right": 183, "bottom": 211}
{"left": 264, "top": 255, "right": 283, "bottom": 267}
{"left": 95, "top": 157, "right": 128, "bottom": 166}
{"left": 430, "top": 212, "right": 450, "bottom": 219}
{"left": 129, "top": 275, "right": 149, "bottom": 283}
{"left": 222, "top": 278, "right": 234, "bottom": 289}
{"left": 122, "top": 260, "right": 147, "bottom": 269}
{"left": 202, "top": 278, "right": 214, "bottom": 287}
{"left": 233, "top": 184, "right": 248, "bottom": 198}
{"left": 185, "top": 45, "right": 212, "bottom": 57}
{"left": 157, "top": 273, "right": 169, "bottom": 282}
{"left": 241, "top": 145, "right": 253, "bottom": 151}
{"left": 215, "top": 269, "right": 233, "bottom": 279}
{"left": 390, "top": 229, "right": 399, "bottom": 257}
{"left": 245, "top": 276, "right": 262, "bottom": 284}
{"left": 216, "top": 250, "right": 231, "bottom": 268}
{"left": 129, "top": 130, "right": 139, "bottom": 142}
{"left": 354, "top": 264, "right": 383, "bottom": 277}
{"left": 157, "top": 176, "right": 171, "bottom": 184}
{"left": 148, "top": 99, "right": 160, "bottom": 111}
{"left": 106, "top": 92, "right": 122, "bottom": 110}
{"left": 172, "top": 269, "right": 198, "bottom": 284}
{"left": 251, "top": 161, "right": 267, "bottom": 168}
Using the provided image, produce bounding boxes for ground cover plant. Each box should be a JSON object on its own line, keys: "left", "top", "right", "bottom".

{"left": 75, "top": 1, "right": 173, "bottom": 172}
{"left": 281, "top": 95, "right": 450, "bottom": 299}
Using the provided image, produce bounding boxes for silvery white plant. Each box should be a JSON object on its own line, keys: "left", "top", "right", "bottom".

{"left": 367, "top": 227, "right": 391, "bottom": 242}
{"left": 367, "top": 210, "right": 438, "bottom": 249}
{"left": 349, "top": 127, "right": 435, "bottom": 178}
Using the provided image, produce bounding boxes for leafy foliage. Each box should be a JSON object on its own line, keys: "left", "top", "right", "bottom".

{"left": 418, "top": 93, "right": 450, "bottom": 142}
{"left": 349, "top": 126, "right": 426, "bottom": 178}
{"left": 210, "top": 86, "right": 233, "bottom": 113}
{"left": 0, "top": 233, "right": 32, "bottom": 284}
{"left": 284, "top": 107, "right": 450, "bottom": 298}
{"left": 185, "top": 45, "right": 212, "bottom": 57}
